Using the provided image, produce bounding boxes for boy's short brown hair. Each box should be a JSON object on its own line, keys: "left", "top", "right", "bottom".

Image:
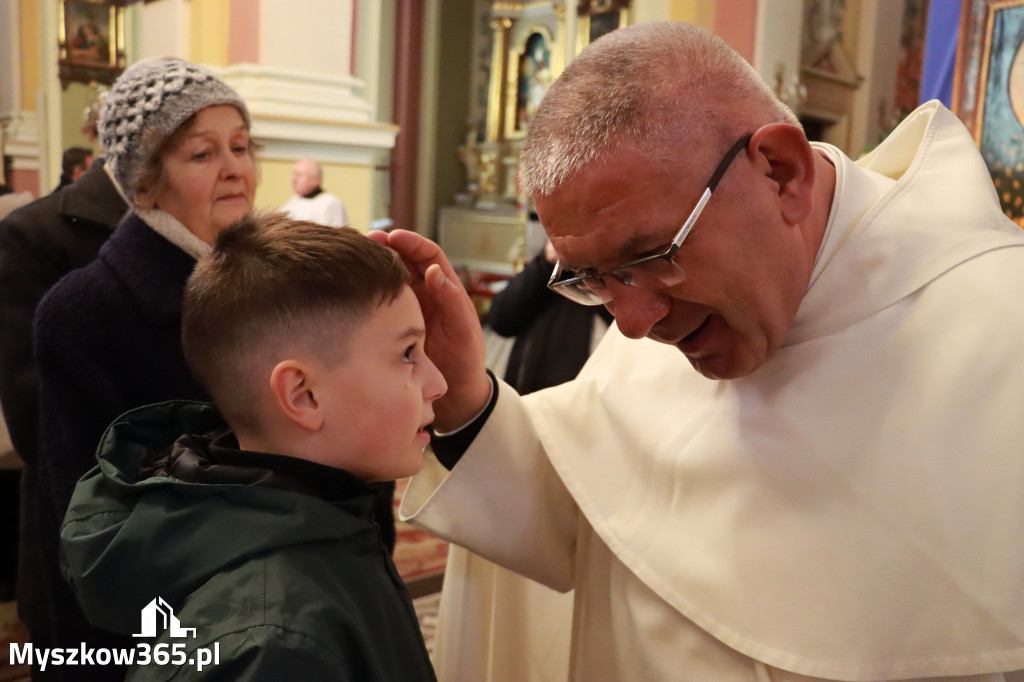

{"left": 182, "top": 211, "right": 410, "bottom": 431}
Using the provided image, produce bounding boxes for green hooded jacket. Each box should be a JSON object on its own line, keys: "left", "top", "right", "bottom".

{"left": 60, "top": 400, "right": 436, "bottom": 681}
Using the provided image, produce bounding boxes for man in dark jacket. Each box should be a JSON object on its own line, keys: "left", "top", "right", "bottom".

{"left": 53, "top": 147, "right": 94, "bottom": 193}
{"left": 0, "top": 157, "right": 126, "bottom": 642}
{"left": 488, "top": 238, "right": 613, "bottom": 395}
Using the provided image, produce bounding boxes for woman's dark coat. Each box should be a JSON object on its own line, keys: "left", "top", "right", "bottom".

{"left": 30, "top": 212, "right": 205, "bottom": 681}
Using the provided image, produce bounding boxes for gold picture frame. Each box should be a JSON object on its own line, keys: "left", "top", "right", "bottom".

{"left": 58, "top": 0, "right": 126, "bottom": 88}
{"left": 575, "top": 0, "right": 630, "bottom": 54}
{"left": 952, "top": 0, "right": 1024, "bottom": 225}
{"left": 505, "top": 26, "right": 556, "bottom": 139}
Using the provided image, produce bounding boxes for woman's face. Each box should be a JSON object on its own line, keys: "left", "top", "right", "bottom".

{"left": 138, "top": 105, "right": 256, "bottom": 244}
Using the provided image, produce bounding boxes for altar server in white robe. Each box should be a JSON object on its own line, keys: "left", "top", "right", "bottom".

{"left": 281, "top": 159, "right": 349, "bottom": 228}
{"left": 372, "top": 21, "right": 1024, "bottom": 682}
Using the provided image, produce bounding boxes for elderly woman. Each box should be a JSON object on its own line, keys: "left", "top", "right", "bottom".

{"left": 23, "top": 58, "right": 256, "bottom": 681}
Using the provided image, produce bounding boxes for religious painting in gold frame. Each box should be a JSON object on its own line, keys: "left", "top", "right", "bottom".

{"left": 952, "top": 0, "right": 1024, "bottom": 226}
{"left": 505, "top": 26, "right": 556, "bottom": 139}
{"left": 575, "top": 0, "right": 631, "bottom": 54}
{"left": 58, "top": 0, "right": 126, "bottom": 89}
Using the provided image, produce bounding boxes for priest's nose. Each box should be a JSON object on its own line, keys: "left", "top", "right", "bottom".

{"left": 606, "top": 282, "right": 672, "bottom": 340}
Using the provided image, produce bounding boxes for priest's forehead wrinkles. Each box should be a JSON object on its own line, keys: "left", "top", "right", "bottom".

{"left": 554, "top": 184, "right": 634, "bottom": 232}
{"left": 555, "top": 230, "right": 663, "bottom": 271}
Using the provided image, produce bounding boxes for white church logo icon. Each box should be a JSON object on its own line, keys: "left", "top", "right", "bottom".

{"left": 133, "top": 597, "right": 196, "bottom": 638}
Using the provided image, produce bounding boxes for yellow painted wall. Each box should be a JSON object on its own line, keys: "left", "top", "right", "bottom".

{"left": 189, "top": 0, "right": 229, "bottom": 65}
{"left": 635, "top": 0, "right": 715, "bottom": 26}
{"left": 19, "top": 0, "right": 40, "bottom": 110}
{"left": 670, "top": 0, "right": 716, "bottom": 27}
{"left": 254, "top": 159, "right": 375, "bottom": 234}
{"left": 253, "top": 159, "right": 293, "bottom": 213}
{"left": 61, "top": 83, "right": 100, "bottom": 152}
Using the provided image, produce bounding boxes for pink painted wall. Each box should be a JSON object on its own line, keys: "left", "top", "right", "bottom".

{"left": 714, "top": 0, "right": 758, "bottom": 65}
{"left": 228, "top": 0, "right": 260, "bottom": 64}
{"left": 9, "top": 169, "right": 39, "bottom": 197}
{"left": 351, "top": 1, "right": 358, "bottom": 76}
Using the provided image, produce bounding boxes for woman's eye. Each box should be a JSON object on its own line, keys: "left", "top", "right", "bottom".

{"left": 402, "top": 345, "right": 416, "bottom": 361}
{"left": 191, "top": 150, "right": 210, "bottom": 161}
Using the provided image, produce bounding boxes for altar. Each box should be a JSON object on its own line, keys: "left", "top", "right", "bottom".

{"left": 438, "top": 206, "right": 521, "bottom": 275}
{"left": 438, "top": 0, "right": 631, "bottom": 274}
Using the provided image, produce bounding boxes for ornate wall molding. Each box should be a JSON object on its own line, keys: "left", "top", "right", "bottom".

{"left": 216, "top": 63, "right": 398, "bottom": 166}
{"left": 1, "top": 110, "right": 41, "bottom": 171}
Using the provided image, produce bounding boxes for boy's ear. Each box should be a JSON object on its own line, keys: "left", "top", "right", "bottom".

{"left": 748, "top": 123, "right": 816, "bottom": 226}
{"left": 269, "top": 359, "right": 323, "bottom": 432}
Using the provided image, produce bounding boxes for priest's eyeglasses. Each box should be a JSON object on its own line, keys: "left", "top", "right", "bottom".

{"left": 546, "top": 133, "right": 753, "bottom": 306}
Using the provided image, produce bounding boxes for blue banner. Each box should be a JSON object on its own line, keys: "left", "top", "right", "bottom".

{"left": 919, "top": 0, "right": 961, "bottom": 106}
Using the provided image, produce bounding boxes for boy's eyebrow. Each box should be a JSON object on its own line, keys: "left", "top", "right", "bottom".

{"left": 396, "top": 326, "right": 426, "bottom": 341}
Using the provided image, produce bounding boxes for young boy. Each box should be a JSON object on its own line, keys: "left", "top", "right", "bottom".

{"left": 59, "top": 212, "right": 446, "bottom": 681}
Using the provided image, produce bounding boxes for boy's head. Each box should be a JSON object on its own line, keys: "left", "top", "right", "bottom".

{"left": 182, "top": 212, "right": 447, "bottom": 481}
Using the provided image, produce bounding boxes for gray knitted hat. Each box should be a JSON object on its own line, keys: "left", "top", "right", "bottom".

{"left": 98, "top": 57, "right": 250, "bottom": 202}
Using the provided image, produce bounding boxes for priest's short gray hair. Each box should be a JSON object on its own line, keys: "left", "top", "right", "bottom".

{"left": 518, "top": 22, "right": 799, "bottom": 198}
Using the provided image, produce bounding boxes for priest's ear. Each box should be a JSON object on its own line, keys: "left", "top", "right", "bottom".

{"left": 269, "top": 359, "right": 324, "bottom": 432}
{"left": 748, "top": 123, "right": 816, "bottom": 226}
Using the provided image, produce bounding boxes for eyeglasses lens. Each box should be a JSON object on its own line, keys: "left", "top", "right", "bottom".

{"left": 555, "top": 257, "right": 686, "bottom": 305}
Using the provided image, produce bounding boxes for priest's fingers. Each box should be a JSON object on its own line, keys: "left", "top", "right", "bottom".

{"left": 420, "top": 263, "right": 492, "bottom": 431}
{"left": 369, "top": 230, "right": 491, "bottom": 429}
{"left": 383, "top": 229, "right": 464, "bottom": 284}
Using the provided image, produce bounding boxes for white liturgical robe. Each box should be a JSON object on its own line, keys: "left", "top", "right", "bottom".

{"left": 281, "top": 191, "right": 348, "bottom": 228}
{"left": 402, "top": 102, "right": 1024, "bottom": 681}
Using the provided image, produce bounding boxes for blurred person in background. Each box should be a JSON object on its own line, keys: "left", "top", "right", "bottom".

{"left": 53, "top": 146, "right": 93, "bottom": 193}
{"left": 0, "top": 152, "right": 126, "bottom": 610}
{"left": 282, "top": 158, "right": 349, "bottom": 228}
{"left": 489, "top": 238, "right": 613, "bottom": 395}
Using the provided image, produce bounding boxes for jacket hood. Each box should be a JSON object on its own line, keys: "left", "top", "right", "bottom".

{"left": 60, "top": 400, "right": 380, "bottom": 635}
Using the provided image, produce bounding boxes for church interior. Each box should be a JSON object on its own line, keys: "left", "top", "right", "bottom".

{"left": 1, "top": 0, "right": 1022, "bottom": 679}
